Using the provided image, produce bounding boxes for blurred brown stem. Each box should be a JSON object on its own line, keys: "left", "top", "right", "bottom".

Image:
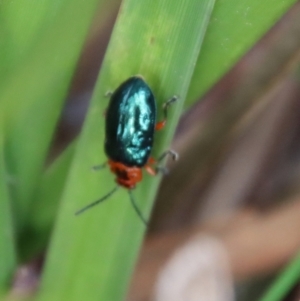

{"left": 129, "top": 198, "right": 300, "bottom": 301}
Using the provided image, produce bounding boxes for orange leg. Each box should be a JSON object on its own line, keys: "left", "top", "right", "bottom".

{"left": 145, "top": 157, "right": 157, "bottom": 176}
{"left": 147, "top": 157, "right": 156, "bottom": 165}
{"left": 145, "top": 165, "right": 157, "bottom": 176}
{"left": 155, "top": 121, "right": 166, "bottom": 131}
{"left": 155, "top": 95, "right": 178, "bottom": 131}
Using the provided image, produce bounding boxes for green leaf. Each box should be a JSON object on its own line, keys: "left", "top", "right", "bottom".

{"left": 0, "top": 120, "right": 16, "bottom": 291}
{"left": 37, "top": 0, "right": 215, "bottom": 300}
{"left": 259, "top": 252, "right": 300, "bottom": 301}
{"left": 187, "top": 0, "right": 297, "bottom": 105}
{"left": 21, "top": 143, "right": 75, "bottom": 260}
{"left": 0, "top": 0, "right": 113, "bottom": 229}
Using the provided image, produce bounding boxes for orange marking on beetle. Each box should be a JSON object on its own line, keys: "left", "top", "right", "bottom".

{"left": 108, "top": 160, "right": 142, "bottom": 189}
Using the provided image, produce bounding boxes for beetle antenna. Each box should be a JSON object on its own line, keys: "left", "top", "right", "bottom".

{"left": 128, "top": 190, "right": 148, "bottom": 226}
{"left": 92, "top": 162, "right": 107, "bottom": 171}
{"left": 75, "top": 186, "right": 119, "bottom": 215}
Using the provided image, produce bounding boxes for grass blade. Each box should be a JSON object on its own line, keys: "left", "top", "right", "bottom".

{"left": 21, "top": 144, "right": 75, "bottom": 260}
{"left": 37, "top": 0, "right": 215, "bottom": 300}
{"left": 187, "top": 0, "right": 297, "bottom": 105}
{"left": 1, "top": 0, "right": 113, "bottom": 230}
{"left": 0, "top": 122, "right": 16, "bottom": 292}
{"left": 259, "top": 252, "right": 300, "bottom": 301}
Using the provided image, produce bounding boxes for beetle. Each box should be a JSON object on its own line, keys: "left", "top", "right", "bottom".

{"left": 75, "top": 76, "right": 177, "bottom": 225}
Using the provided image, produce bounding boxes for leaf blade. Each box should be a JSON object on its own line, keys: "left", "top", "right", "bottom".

{"left": 37, "top": 0, "right": 215, "bottom": 300}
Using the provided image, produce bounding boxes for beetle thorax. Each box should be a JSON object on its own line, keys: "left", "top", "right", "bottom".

{"left": 108, "top": 160, "right": 143, "bottom": 189}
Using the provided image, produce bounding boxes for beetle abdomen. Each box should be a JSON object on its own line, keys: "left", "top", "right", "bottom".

{"left": 105, "top": 76, "right": 156, "bottom": 167}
